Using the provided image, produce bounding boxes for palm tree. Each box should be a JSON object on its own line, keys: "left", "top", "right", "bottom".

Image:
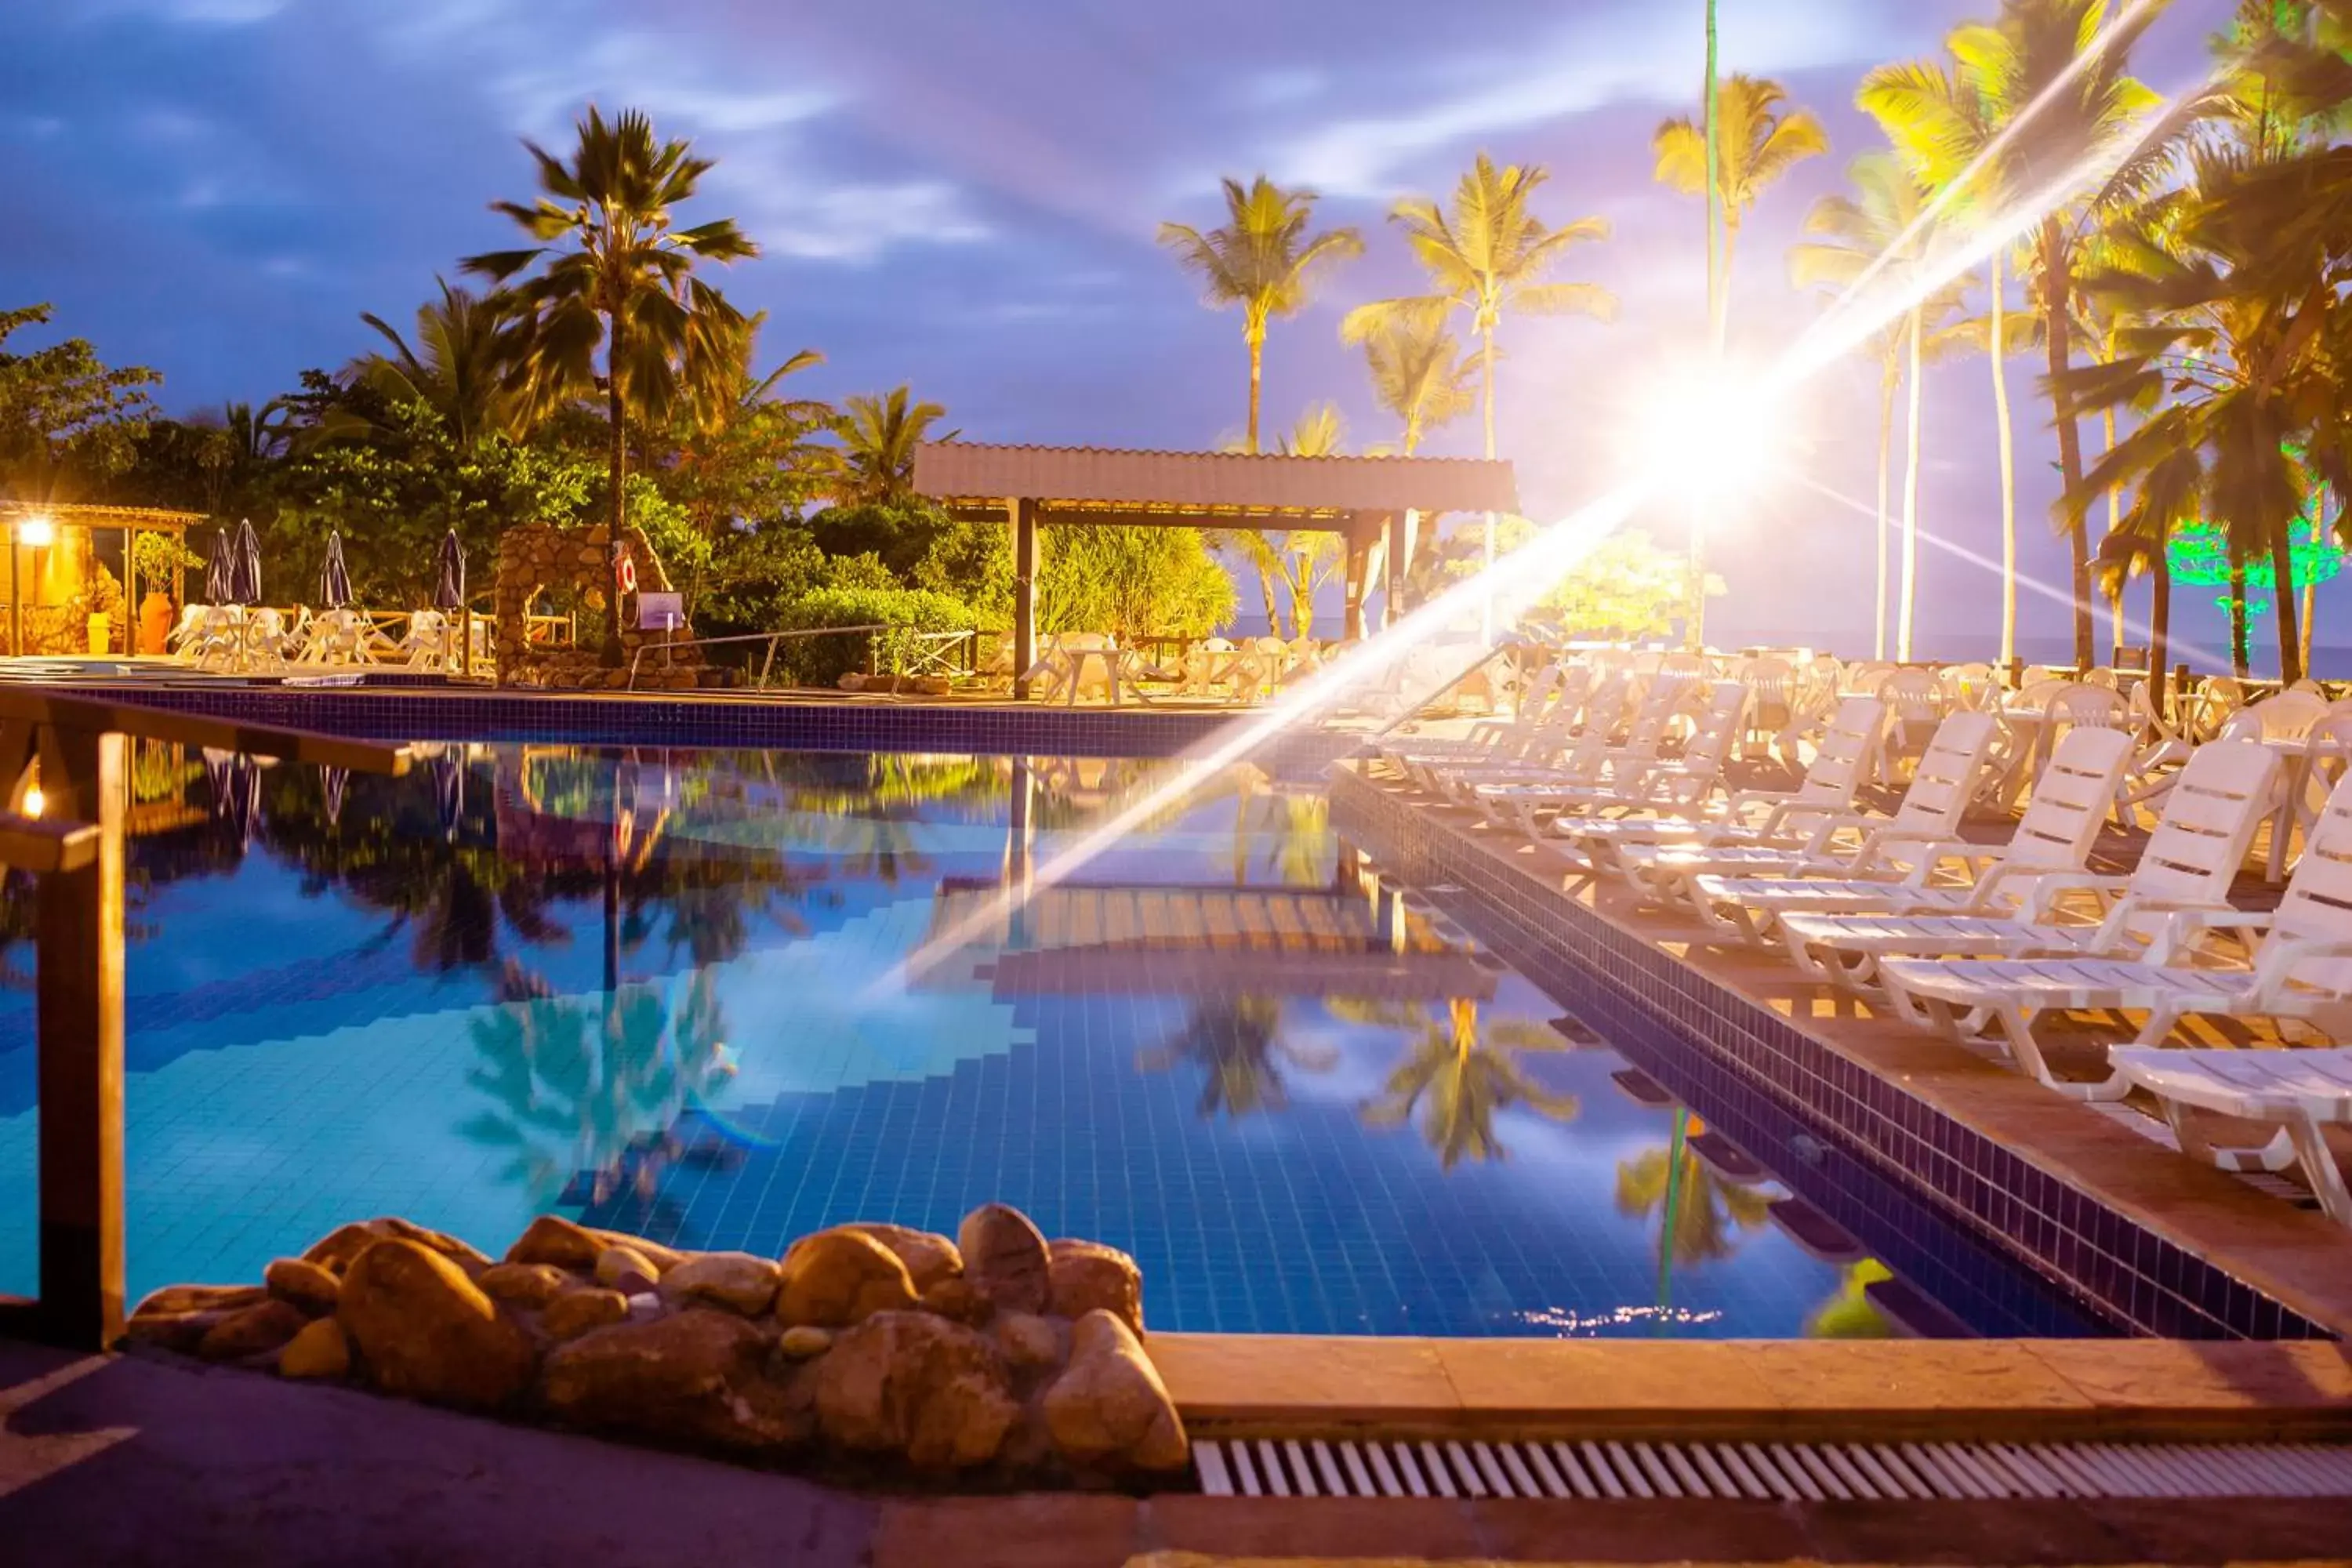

{"left": 2059, "top": 144, "right": 2352, "bottom": 686}
{"left": 1653, "top": 73, "right": 1830, "bottom": 340}
{"left": 1791, "top": 154, "right": 1965, "bottom": 662}
{"left": 1157, "top": 176, "right": 1363, "bottom": 453}
{"left": 1359, "top": 997, "right": 1579, "bottom": 1170}
{"left": 1874, "top": 0, "right": 2175, "bottom": 669}
{"left": 1343, "top": 155, "right": 1614, "bottom": 583}
{"left": 1360, "top": 312, "right": 1480, "bottom": 456}
{"left": 837, "top": 385, "right": 952, "bottom": 506}
{"left": 353, "top": 278, "right": 528, "bottom": 447}
{"left": 1136, "top": 996, "right": 1338, "bottom": 1120}
{"left": 1614, "top": 1132, "right": 1774, "bottom": 1268}
{"left": 465, "top": 105, "right": 760, "bottom": 666}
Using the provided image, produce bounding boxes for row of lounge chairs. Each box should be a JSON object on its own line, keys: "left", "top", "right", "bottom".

{"left": 1377, "top": 654, "right": 2352, "bottom": 1226}
{"left": 169, "top": 605, "right": 464, "bottom": 673}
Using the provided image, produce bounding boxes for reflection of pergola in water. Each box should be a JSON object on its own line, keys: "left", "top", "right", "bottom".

{"left": 923, "top": 875, "right": 1499, "bottom": 1002}
{"left": 911, "top": 443, "right": 1519, "bottom": 695}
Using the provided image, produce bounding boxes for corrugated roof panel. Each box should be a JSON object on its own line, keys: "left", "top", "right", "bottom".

{"left": 912, "top": 442, "right": 1519, "bottom": 515}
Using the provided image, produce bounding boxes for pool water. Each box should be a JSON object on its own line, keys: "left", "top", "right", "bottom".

{"left": 0, "top": 743, "right": 2103, "bottom": 1338}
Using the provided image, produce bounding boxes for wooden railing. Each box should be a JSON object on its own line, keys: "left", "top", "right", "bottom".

{"left": 0, "top": 690, "right": 408, "bottom": 1348}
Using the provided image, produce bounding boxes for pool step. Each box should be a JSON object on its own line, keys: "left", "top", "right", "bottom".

{"left": 1192, "top": 1436, "right": 2352, "bottom": 1501}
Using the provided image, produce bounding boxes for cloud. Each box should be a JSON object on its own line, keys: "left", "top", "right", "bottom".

{"left": 97, "top": 0, "right": 296, "bottom": 21}
{"left": 716, "top": 172, "right": 989, "bottom": 263}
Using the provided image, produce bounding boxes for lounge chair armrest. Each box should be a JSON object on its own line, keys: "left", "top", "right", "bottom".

{"left": 2023, "top": 873, "right": 2130, "bottom": 921}
{"left": 2252, "top": 935, "right": 2352, "bottom": 989}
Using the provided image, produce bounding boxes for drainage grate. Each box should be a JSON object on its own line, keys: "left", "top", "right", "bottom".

{"left": 1192, "top": 1437, "right": 2352, "bottom": 1501}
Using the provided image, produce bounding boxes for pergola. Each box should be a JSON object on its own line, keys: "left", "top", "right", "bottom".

{"left": 4, "top": 500, "right": 203, "bottom": 656}
{"left": 911, "top": 443, "right": 1519, "bottom": 695}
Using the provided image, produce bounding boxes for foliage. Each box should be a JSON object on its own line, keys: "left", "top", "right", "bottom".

{"left": 808, "top": 496, "right": 959, "bottom": 579}
{"left": 835, "top": 387, "right": 951, "bottom": 506}
{"left": 1158, "top": 176, "right": 1363, "bottom": 451}
{"left": 350, "top": 279, "right": 528, "bottom": 448}
{"left": 1614, "top": 1135, "right": 1774, "bottom": 1267}
{"left": 771, "top": 583, "right": 985, "bottom": 684}
{"left": 1359, "top": 312, "right": 1479, "bottom": 456}
{"left": 1654, "top": 73, "right": 1830, "bottom": 334}
{"left": 131, "top": 531, "right": 204, "bottom": 597}
{"left": 467, "top": 104, "right": 759, "bottom": 663}
{"left": 1356, "top": 998, "right": 1578, "bottom": 1169}
{"left": 0, "top": 303, "right": 160, "bottom": 497}
{"left": 1341, "top": 154, "right": 1616, "bottom": 459}
{"left": 1540, "top": 528, "right": 1725, "bottom": 641}
{"left": 1036, "top": 525, "right": 1236, "bottom": 641}
{"left": 691, "top": 522, "right": 827, "bottom": 639}
{"left": 1136, "top": 996, "right": 1336, "bottom": 1120}
{"left": 648, "top": 323, "right": 833, "bottom": 550}
{"left": 912, "top": 517, "right": 1015, "bottom": 626}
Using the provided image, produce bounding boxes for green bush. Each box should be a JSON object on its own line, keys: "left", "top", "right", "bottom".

{"left": 771, "top": 584, "right": 982, "bottom": 686}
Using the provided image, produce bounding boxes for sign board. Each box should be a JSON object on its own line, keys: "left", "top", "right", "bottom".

{"left": 637, "top": 591, "right": 684, "bottom": 633}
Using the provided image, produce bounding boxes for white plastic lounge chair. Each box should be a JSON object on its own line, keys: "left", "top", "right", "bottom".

{"left": 2106, "top": 1047, "right": 2352, "bottom": 1225}
{"left": 1445, "top": 673, "right": 1689, "bottom": 804}
{"left": 1779, "top": 739, "right": 2278, "bottom": 993}
{"left": 1378, "top": 662, "right": 1592, "bottom": 772}
{"left": 1565, "top": 696, "right": 1886, "bottom": 869}
{"left": 1478, "top": 682, "right": 1750, "bottom": 829}
{"left": 1624, "top": 711, "right": 1998, "bottom": 920}
{"left": 1461, "top": 680, "right": 1732, "bottom": 825}
{"left": 1766, "top": 727, "right": 2135, "bottom": 982}
{"left": 1877, "top": 744, "right": 2333, "bottom": 1101}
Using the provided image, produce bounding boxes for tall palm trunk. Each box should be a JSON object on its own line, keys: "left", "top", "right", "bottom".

{"left": 1874, "top": 355, "right": 1897, "bottom": 662}
{"left": 2229, "top": 550, "right": 2252, "bottom": 679}
{"left": 1897, "top": 304, "right": 1925, "bottom": 662}
{"left": 2104, "top": 405, "right": 2125, "bottom": 662}
{"left": 2272, "top": 522, "right": 2304, "bottom": 686}
{"left": 1246, "top": 323, "right": 1264, "bottom": 454}
{"left": 1991, "top": 252, "right": 2018, "bottom": 666}
{"left": 2039, "top": 220, "right": 2092, "bottom": 668}
{"left": 2150, "top": 554, "right": 2172, "bottom": 717}
{"left": 1480, "top": 318, "right": 1498, "bottom": 643}
{"left": 603, "top": 316, "right": 629, "bottom": 670}
{"left": 1255, "top": 555, "right": 1284, "bottom": 641}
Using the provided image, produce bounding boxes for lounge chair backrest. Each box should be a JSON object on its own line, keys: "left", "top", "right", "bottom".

{"left": 2046, "top": 682, "right": 2128, "bottom": 735}
{"left": 1943, "top": 662, "right": 1998, "bottom": 711}
{"left": 2192, "top": 676, "right": 2246, "bottom": 739}
{"left": 2259, "top": 768, "right": 2352, "bottom": 993}
{"left": 1789, "top": 697, "right": 1886, "bottom": 808}
{"left": 1888, "top": 711, "right": 1998, "bottom": 834}
{"left": 1573, "top": 671, "right": 1632, "bottom": 739}
{"left": 2226, "top": 690, "right": 2328, "bottom": 745}
{"left": 1618, "top": 679, "right": 1683, "bottom": 759}
{"left": 2010, "top": 676, "right": 2070, "bottom": 712}
{"left": 1843, "top": 662, "right": 1893, "bottom": 699}
{"left": 2007, "top": 727, "right": 2133, "bottom": 868}
{"left": 2123, "top": 739, "right": 2278, "bottom": 906}
{"left": 1883, "top": 667, "right": 1946, "bottom": 723}
{"left": 1678, "top": 682, "right": 1751, "bottom": 776}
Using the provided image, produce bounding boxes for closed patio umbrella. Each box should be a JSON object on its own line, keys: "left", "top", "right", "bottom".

{"left": 229, "top": 518, "right": 263, "bottom": 608}
{"left": 433, "top": 530, "right": 466, "bottom": 612}
{"left": 430, "top": 750, "right": 465, "bottom": 840}
{"left": 318, "top": 531, "right": 353, "bottom": 611}
{"left": 204, "top": 528, "right": 235, "bottom": 605}
{"left": 320, "top": 764, "right": 349, "bottom": 829}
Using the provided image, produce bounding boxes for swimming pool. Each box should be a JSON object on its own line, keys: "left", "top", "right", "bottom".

{"left": 0, "top": 742, "right": 2105, "bottom": 1338}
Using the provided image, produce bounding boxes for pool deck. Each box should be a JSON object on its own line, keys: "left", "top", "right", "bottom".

{"left": 1336, "top": 757, "right": 2352, "bottom": 1343}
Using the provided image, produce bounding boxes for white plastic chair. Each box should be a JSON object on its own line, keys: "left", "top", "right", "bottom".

{"left": 2107, "top": 1047, "right": 2352, "bottom": 1225}
{"left": 1478, "top": 681, "right": 1750, "bottom": 835}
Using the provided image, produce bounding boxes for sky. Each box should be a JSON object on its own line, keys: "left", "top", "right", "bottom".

{"left": 2, "top": 0, "right": 2295, "bottom": 662}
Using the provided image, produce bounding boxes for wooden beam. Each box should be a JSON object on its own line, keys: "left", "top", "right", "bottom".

{"left": 1011, "top": 498, "right": 1038, "bottom": 701}
{"left": 0, "top": 691, "right": 409, "bottom": 775}
{"left": 0, "top": 814, "right": 100, "bottom": 874}
{"left": 35, "top": 728, "right": 126, "bottom": 1349}
{"left": 942, "top": 503, "right": 1356, "bottom": 532}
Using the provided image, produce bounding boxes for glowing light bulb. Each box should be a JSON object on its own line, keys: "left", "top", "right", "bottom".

{"left": 20, "top": 786, "right": 43, "bottom": 818}
{"left": 18, "top": 515, "right": 54, "bottom": 549}
{"left": 1631, "top": 363, "right": 1784, "bottom": 506}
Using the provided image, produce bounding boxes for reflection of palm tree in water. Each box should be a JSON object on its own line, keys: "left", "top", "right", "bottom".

{"left": 459, "top": 961, "right": 735, "bottom": 1212}
{"left": 1229, "top": 771, "right": 1333, "bottom": 888}
{"left": 1137, "top": 996, "right": 1338, "bottom": 1119}
{"left": 1614, "top": 1120, "right": 1774, "bottom": 1269}
{"left": 1804, "top": 1260, "right": 1895, "bottom": 1339}
{"left": 1351, "top": 997, "right": 1579, "bottom": 1168}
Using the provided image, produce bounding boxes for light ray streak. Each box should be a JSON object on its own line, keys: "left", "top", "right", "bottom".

{"left": 1807, "top": 0, "right": 2171, "bottom": 332}
{"left": 1791, "top": 473, "right": 2232, "bottom": 671}
{"left": 871, "top": 17, "right": 2228, "bottom": 1001}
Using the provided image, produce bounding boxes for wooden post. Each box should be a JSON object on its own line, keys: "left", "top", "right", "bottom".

{"left": 1388, "top": 509, "right": 1418, "bottom": 622}
{"left": 124, "top": 528, "right": 137, "bottom": 655}
{"left": 1011, "top": 498, "right": 1038, "bottom": 700}
{"left": 34, "top": 724, "right": 126, "bottom": 1349}
{"left": 1342, "top": 514, "right": 1374, "bottom": 643}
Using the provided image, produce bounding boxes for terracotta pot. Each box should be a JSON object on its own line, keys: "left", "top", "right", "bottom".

{"left": 139, "top": 593, "right": 174, "bottom": 655}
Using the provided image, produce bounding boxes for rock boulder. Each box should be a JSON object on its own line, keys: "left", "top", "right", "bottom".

{"left": 279, "top": 1316, "right": 351, "bottom": 1380}
{"left": 541, "top": 1288, "right": 630, "bottom": 1342}
{"left": 841, "top": 1223, "right": 963, "bottom": 1293}
{"left": 957, "top": 1203, "right": 1050, "bottom": 1315}
{"left": 304, "top": 1218, "right": 490, "bottom": 1276}
{"left": 264, "top": 1258, "right": 343, "bottom": 1316}
{"left": 814, "top": 1310, "right": 1019, "bottom": 1470}
{"left": 336, "top": 1239, "right": 536, "bottom": 1410}
{"left": 1047, "top": 1240, "right": 1143, "bottom": 1335}
{"left": 1040, "top": 1310, "right": 1187, "bottom": 1472}
{"left": 777, "top": 1229, "right": 918, "bottom": 1327}
{"left": 477, "top": 1262, "right": 574, "bottom": 1308}
{"left": 505, "top": 1215, "right": 605, "bottom": 1272}
{"left": 659, "top": 1251, "right": 779, "bottom": 1316}
{"left": 197, "top": 1298, "right": 310, "bottom": 1362}
{"left": 540, "top": 1308, "right": 806, "bottom": 1452}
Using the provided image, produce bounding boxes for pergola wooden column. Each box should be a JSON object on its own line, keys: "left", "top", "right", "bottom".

{"left": 912, "top": 444, "right": 1519, "bottom": 699}
{"left": 0, "top": 692, "right": 406, "bottom": 1348}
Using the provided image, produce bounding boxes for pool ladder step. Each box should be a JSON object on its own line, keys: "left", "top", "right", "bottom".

{"left": 1192, "top": 1436, "right": 2352, "bottom": 1501}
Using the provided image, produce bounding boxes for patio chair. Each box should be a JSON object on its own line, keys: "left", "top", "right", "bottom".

{"left": 1766, "top": 727, "right": 2138, "bottom": 982}
{"left": 1878, "top": 667, "right": 1951, "bottom": 781}
{"left": 399, "top": 609, "right": 452, "bottom": 672}
{"left": 1471, "top": 681, "right": 1750, "bottom": 835}
{"left": 244, "top": 608, "right": 297, "bottom": 673}
{"left": 299, "top": 607, "right": 376, "bottom": 666}
{"left": 1561, "top": 695, "right": 1887, "bottom": 869}
{"left": 1628, "top": 711, "right": 1999, "bottom": 922}
{"left": 2106, "top": 1046, "right": 2352, "bottom": 1225}
{"left": 1868, "top": 742, "right": 2306, "bottom": 1099}
{"left": 165, "top": 603, "right": 214, "bottom": 656}
{"left": 1441, "top": 673, "right": 1688, "bottom": 805}
{"left": 1378, "top": 663, "right": 1595, "bottom": 775}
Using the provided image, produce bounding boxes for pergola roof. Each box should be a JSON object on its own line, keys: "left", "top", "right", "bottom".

{"left": 913, "top": 442, "right": 1517, "bottom": 528}
{"left": 2, "top": 500, "right": 202, "bottom": 531}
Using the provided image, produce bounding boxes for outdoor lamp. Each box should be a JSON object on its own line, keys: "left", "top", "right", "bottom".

{"left": 1632, "top": 363, "right": 1781, "bottom": 506}
{"left": 18, "top": 514, "right": 55, "bottom": 548}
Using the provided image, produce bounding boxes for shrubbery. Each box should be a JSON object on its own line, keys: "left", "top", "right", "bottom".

{"left": 771, "top": 583, "right": 989, "bottom": 686}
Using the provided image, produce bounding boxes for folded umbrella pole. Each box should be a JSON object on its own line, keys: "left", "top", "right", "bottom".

{"left": 434, "top": 529, "right": 468, "bottom": 674}
{"left": 318, "top": 531, "right": 352, "bottom": 611}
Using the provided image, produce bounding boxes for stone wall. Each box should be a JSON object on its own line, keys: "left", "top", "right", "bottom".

{"left": 124, "top": 1203, "right": 1187, "bottom": 1487}
{"left": 494, "top": 523, "right": 706, "bottom": 691}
